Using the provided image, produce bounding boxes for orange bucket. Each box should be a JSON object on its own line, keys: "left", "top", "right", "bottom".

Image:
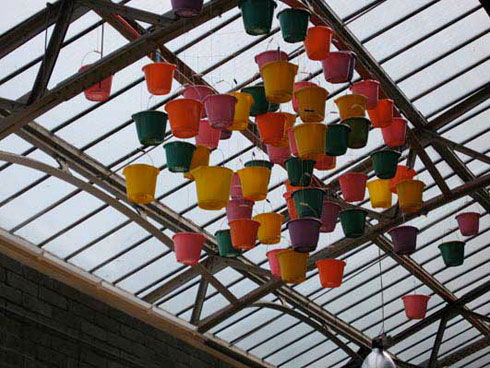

{"left": 183, "top": 145, "right": 210, "bottom": 180}
{"left": 316, "top": 259, "right": 346, "bottom": 288}
{"left": 276, "top": 112, "right": 296, "bottom": 147}
{"left": 294, "top": 85, "right": 329, "bottom": 122}
{"left": 142, "top": 62, "right": 177, "bottom": 95}
{"left": 229, "top": 218, "right": 260, "bottom": 250}
{"left": 396, "top": 179, "right": 425, "bottom": 213}
{"left": 283, "top": 191, "right": 298, "bottom": 219}
{"left": 368, "top": 99, "right": 394, "bottom": 128}
{"left": 256, "top": 112, "right": 286, "bottom": 146}
{"left": 165, "top": 98, "right": 203, "bottom": 138}
{"left": 304, "top": 26, "right": 333, "bottom": 61}
{"left": 276, "top": 249, "right": 308, "bottom": 284}
{"left": 253, "top": 212, "right": 284, "bottom": 244}
{"left": 334, "top": 94, "right": 367, "bottom": 120}
{"left": 390, "top": 165, "right": 416, "bottom": 193}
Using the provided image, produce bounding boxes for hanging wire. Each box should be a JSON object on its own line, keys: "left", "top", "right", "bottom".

{"left": 378, "top": 247, "right": 386, "bottom": 335}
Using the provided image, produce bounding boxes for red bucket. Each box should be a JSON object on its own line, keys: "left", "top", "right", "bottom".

{"left": 368, "top": 99, "right": 394, "bottom": 128}
{"left": 267, "top": 249, "right": 285, "bottom": 278}
{"left": 314, "top": 154, "right": 336, "bottom": 170}
{"left": 455, "top": 212, "right": 480, "bottom": 236}
{"left": 304, "top": 26, "right": 333, "bottom": 61}
{"left": 195, "top": 119, "right": 221, "bottom": 150}
{"left": 287, "top": 128, "right": 299, "bottom": 156}
{"left": 267, "top": 144, "right": 291, "bottom": 165}
{"left": 349, "top": 79, "right": 380, "bottom": 109}
{"left": 79, "top": 65, "right": 113, "bottom": 102}
{"left": 316, "top": 259, "right": 346, "bottom": 288}
{"left": 382, "top": 117, "right": 407, "bottom": 147}
{"left": 321, "top": 51, "right": 355, "bottom": 84}
{"left": 402, "top": 294, "right": 430, "bottom": 319}
{"left": 226, "top": 198, "right": 254, "bottom": 222}
{"left": 256, "top": 112, "right": 286, "bottom": 146}
{"left": 172, "top": 233, "right": 205, "bottom": 265}
{"left": 338, "top": 172, "right": 368, "bottom": 202}
{"left": 142, "top": 62, "right": 177, "bottom": 95}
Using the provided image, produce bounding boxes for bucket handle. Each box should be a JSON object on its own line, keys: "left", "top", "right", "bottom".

{"left": 298, "top": 201, "right": 320, "bottom": 218}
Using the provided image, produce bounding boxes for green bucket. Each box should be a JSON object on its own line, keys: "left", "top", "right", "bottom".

{"left": 371, "top": 149, "right": 401, "bottom": 179}
{"left": 244, "top": 160, "right": 274, "bottom": 169}
{"left": 241, "top": 84, "right": 280, "bottom": 116}
{"left": 277, "top": 8, "right": 310, "bottom": 43}
{"left": 285, "top": 157, "right": 315, "bottom": 186}
{"left": 216, "top": 229, "right": 242, "bottom": 257}
{"left": 163, "top": 141, "right": 196, "bottom": 173}
{"left": 326, "top": 123, "right": 351, "bottom": 156}
{"left": 343, "top": 117, "right": 370, "bottom": 149}
{"left": 339, "top": 209, "right": 367, "bottom": 238}
{"left": 438, "top": 241, "right": 465, "bottom": 267}
{"left": 132, "top": 110, "right": 168, "bottom": 146}
{"left": 239, "top": 0, "right": 277, "bottom": 36}
{"left": 292, "top": 188, "right": 324, "bottom": 218}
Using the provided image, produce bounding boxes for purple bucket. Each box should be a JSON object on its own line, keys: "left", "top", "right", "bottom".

{"left": 288, "top": 217, "right": 322, "bottom": 253}
{"left": 226, "top": 198, "right": 254, "bottom": 221}
{"left": 171, "top": 0, "right": 203, "bottom": 17}
{"left": 320, "top": 201, "right": 341, "bottom": 233}
{"left": 388, "top": 225, "right": 418, "bottom": 255}
{"left": 230, "top": 173, "right": 243, "bottom": 199}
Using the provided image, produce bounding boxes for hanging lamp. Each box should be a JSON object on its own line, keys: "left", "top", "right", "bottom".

{"left": 361, "top": 337, "right": 396, "bottom": 368}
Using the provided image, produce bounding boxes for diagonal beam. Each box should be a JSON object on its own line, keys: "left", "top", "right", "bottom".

{"left": 191, "top": 277, "right": 211, "bottom": 325}
{"left": 194, "top": 263, "right": 238, "bottom": 304}
{"left": 428, "top": 315, "right": 449, "bottom": 367}
{"left": 425, "top": 336, "right": 490, "bottom": 367}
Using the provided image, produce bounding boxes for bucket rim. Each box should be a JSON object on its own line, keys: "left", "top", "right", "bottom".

{"left": 315, "top": 258, "right": 346, "bottom": 267}
{"left": 438, "top": 240, "right": 465, "bottom": 250}
{"left": 239, "top": 0, "right": 277, "bottom": 8}
{"left": 455, "top": 212, "right": 480, "bottom": 220}
{"left": 132, "top": 110, "right": 168, "bottom": 120}
{"left": 371, "top": 148, "right": 402, "bottom": 158}
{"left": 334, "top": 93, "right": 368, "bottom": 104}
{"left": 339, "top": 208, "right": 367, "bottom": 216}
{"left": 122, "top": 163, "right": 159, "bottom": 175}
{"left": 172, "top": 232, "right": 206, "bottom": 242}
{"left": 387, "top": 225, "right": 419, "bottom": 235}
{"left": 163, "top": 141, "right": 196, "bottom": 150}
{"left": 293, "top": 84, "right": 329, "bottom": 98}
{"left": 327, "top": 122, "right": 351, "bottom": 132}
{"left": 342, "top": 116, "right": 371, "bottom": 126}
{"left": 215, "top": 229, "right": 231, "bottom": 236}
{"left": 401, "top": 294, "right": 430, "bottom": 301}
{"left": 276, "top": 7, "right": 311, "bottom": 18}
{"left": 142, "top": 62, "right": 177, "bottom": 72}
{"left": 164, "top": 97, "right": 202, "bottom": 111}
{"left": 287, "top": 216, "right": 322, "bottom": 228}
{"left": 350, "top": 79, "right": 380, "bottom": 87}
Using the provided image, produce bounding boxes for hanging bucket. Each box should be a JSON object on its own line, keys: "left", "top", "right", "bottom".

{"left": 294, "top": 85, "right": 329, "bottom": 122}
{"left": 165, "top": 98, "right": 202, "bottom": 138}
{"left": 367, "top": 179, "right": 392, "bottom": 209}
{"left": 228, "top": 92, "right": 254, "bottom": 131}
{"left": 316, "top": 259, "right": 346, "bottom": 288}
{"left": 216, "top": 229, "right": 241, "bottom": 257}
{"left": 123, "top": 164, "right": 159, "bottom": 204}
{"left": 292, "top": 81, "right": 318, "bottom": 113}
{"left": 256, "top": 112, "right": 286, "bottom": 146}
{"left": 192, "top": 166, "right": 233, "bottom": 210}
{"left": 292, "top": 188, "right": 325, "bottom": 218}
{"left": 229, "top": 218, "right": 260, "bottom": 250}
{"left": 267, "top": 249, "right": 284, "bottom": 278}
{"left": 315, "top": 154, "right": 336, "bottom": 170}
{"left": 183, "top": 85, "right": 215, "bottom": 117}
{"left": 343, "top": 117, "right": 370, "bottom": 149}
{"left": 254, "top": 212, "right": 284, "bottom": 244}
{"left": 277, "top": 8, "right": 311, "bottom": 43}
{"left": 326, "top": 123, "right": 351, "bottom": 156}
{"left": 283, "top": 191, "right": 298, "bottom": 220}
{"left": 293, "top": 123, "right": 327, "bottom": 160}
{"left": 260, "top": 61, "right": 299, "bottom": 103}
{"left": 288, "top": 128, "right": 299, "bottom": 156}
{"left": 338, "top": 172, "right": 368, "bottom": 202}
{"left": 239, "top": 0, "right": 277, "bottom": 36}
{"left": 371, "top": 149, "right": 401, "bottom": 179}
{"left": 368, "top": 99, "right": 394, "bottom": 128}
{"left": 172, "top": 233, "right": 205, "bottom": 265}
{"left": 204, "top": 94, "right": 237, "bottom": 129}
{"left": 396, "top": 179, "right": 425, "bottom": 213}
{"left": 304, "top": 26, "right": 333, "bottom": 61}
{"left": 132, "top": 110, "right": 168, "bottom": 146}
{"left": 79, "top": 65, "right": 113, "bottom": 101}
{"left": 230, "top": 172, "right": 243, "bottom": 199}
{"left": 402, "top": 295, "right": 430, "bottom": 319}
{"left": 254, "top": 50, "right": 288, "bottom": 69}
{"left": 390, "top": 165, "right": 416, "bottom": 193}
{"left": 241, "top": 83, "right": 280, "bottom": 116}
{"left": 220, "top": 129, "right": 232, "bottom": 140}
{"left": 320, "top": 201, "right": 341, "bottom": 233}
{"left": 244, "top": 160, "right": 274, "bottom": 169}
{"left": 183, "top": 144, "right": 210, "bottom": 180}
{"left": 285, "top": 179, "right": 303, "bottom": 193}
{"left": 267, "top": 144, "right": 291, "bottom": 165}
{"left": 237, "top": 166, "right": 272, "bottom": 201}
{"left": 164, "top": 141, "right": 196, "bottom": 173}
{"left": 339, "top": 209, "right": 367, "bottom": 238}
{"left": 349, "top": 80, "right": 380, "bottom": 109}
{"left": 456, "top": 212, "right": 480, "bottom": 236}
{"left": 226, "top": 198, "right": 254, "bottom": 222}
{"left": 276, "top": 249, "right": 308, "bottom": 283}
{"left": 285, "top": 157, "right": 315, "bottom": 187}
{"left": 388, "top": 226, "right": 418, "bottom": 255}
{"left": 278, "top": 112, "right": 297, "bottom": 148}
{"left": 195, "top": 119, "right": 221, "bottom": 150}
{"left": 382, "top": 117, "right": 407, "bottom": 147}
{"left": 321, "top": 51, "right": 355, "bottom": 84}
{"left": 334, "top": 94, "right": 367, "bottom": 120}
{"left": 288, "top": 217, "right": 322, "bottom": 253}
{"left": 439, "top": 241, "right": 465, "bottom": 267}
{"left": 142, "top": 62, "right": 177, "bottom": 95}
{"left": 171, "top": 0, "right": 203, "bottom": 17}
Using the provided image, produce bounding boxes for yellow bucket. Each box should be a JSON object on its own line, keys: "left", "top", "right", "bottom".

{"left": 237, "top": 166, "right": 271, "bottom": 201}
{"left": 396, "top": 179, "right": 425, "bottom": 213}
{"left": 123, "top": 164, "right": 159, "bottom": 204}
{"left": 260, "top": 61, "right": 299, "bottom": 103}
{"left": 276, "top": 249, "right": 308, "bottom": 284}
{"left": 334, "top": 94, "right": 367, "bottom": 120}
{"left": 277, "top": 112, "right": 296, "bottom": 148}
{"left": 294, "top": 85, "right": 329, "bottom": 122}
{"left": 366, "top": 179, "right": 392, "bottom": 209}
{"left": 192, "top": 166, "right": 233, "bottom": 210}
{"left": 293, "top": 123, "right": 327, "bottom": 160}
{"left": 253, "top": 212, "right": 284, "bottom": 244}
{"left": 183, "top": 145, "right": 210, "bottom": 181}
{"left": 228, "top": 91, "right": 254, "bottom": 131}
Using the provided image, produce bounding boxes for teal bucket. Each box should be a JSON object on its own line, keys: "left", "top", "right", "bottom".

{"left": 244, "top": 160, "right": 274, "bottom": 169}
{"left": 291, "top": 188, "right": 325, "bottom": 218}
{"left": 163, "top": 141, "right": 196, "bottom": 173}
{"left": 339, "top": 209, "right": 367, "bottom": 238}
{"left": 216, "top": 229, "right": 242, "bottom": 257}
{"left": 132, "top": 110, "right": 168, "bottom": 146}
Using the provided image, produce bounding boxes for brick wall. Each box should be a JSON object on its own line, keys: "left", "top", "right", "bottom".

{"left": 0, "top": 253, "right": 234, "bottom": 368}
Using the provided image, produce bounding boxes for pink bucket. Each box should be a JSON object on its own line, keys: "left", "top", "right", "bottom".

{"left": 172, "top": 232, "right": 205, "bottom": 265}
{"left": 79, "top": 65, "right": 113, "bottom": 102}
{"left": 320, "top": 201, "right": 341, "bottom": 233}
{"left": 292, "top": 81, "right": 318, "bottom": 113}
{"left": 183, "top": 85, "right": 215, "bottom": 102}
{"left": 204, "top": 94, "right": 237, "bottom": 129}
{"left": 255, "top": 50, "right": 288, "bottom": 69}
{"left": 321, "top": 51, "right": 355, "bottom": 84}
{"left": 267, "top": 144, "right": 291, "bottom": 165}
{"left": 456, "top": 212, "right": 480, "bottom": 236}
{"left": 349, "top": 79, "right": 380, "bottom": 109}
{"left": 226, "top": 198, "right": 254, "bottom": 221}
{"left": 382, "top": 117, "right": 407, "bottom": 147}
{"left": 402, "top": 294, "right": 430, "bottom": 319}
{"left": 287, "top": 128, "right": 299, "bottom": 156}
{"left": 195, "top": 119, "right": 221, "bottom": 150}
{"left": 230, "top": 172, "right": 243, "bottom": 199}
{"left": 267, "top": 249, "right": 285, "bottom": 278}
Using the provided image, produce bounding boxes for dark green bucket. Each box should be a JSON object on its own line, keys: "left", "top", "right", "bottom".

{"left": 438, "top": 241, "right": 465, "bottom": 267}
{"left": 132, "top": 110, "right": 168, "bottom": 146}
{"left": 292, "top": 188, "right": 324, "bottom": 218}
{"left": 244, "top": 160, "right": 274, "bottom": 169}
{"left": 371, "top": 149, "right": 401, "bottom": 179}
{"left": 277, "top": 8, "right": 310, "bottom": 43}
{"left": 241, "top": 84, "right": 280, "bottom": 116}
{"left": 326, "top": 124, "right": 351, "bottom": 156}
{"left": 339, "top": 209, "right": 367, "bottom": 238}
{"left": 216, "top": 229, "right": 242, "bottom": 257}
{"left": 163, "top": 141, "right": 196, "bottom": 173}
{"left": 343, "top": 117, "right": 370, "bottom": 149}
{"left": 285, "top": 157, "right": 315, "bottom": 186}
{"left": 239, "top": 0, "right": 277, "bottom": 36}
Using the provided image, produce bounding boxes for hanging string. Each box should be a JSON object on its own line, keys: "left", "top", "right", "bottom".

{"left": 378, "top": 247, "right": 385, "bottom": 335}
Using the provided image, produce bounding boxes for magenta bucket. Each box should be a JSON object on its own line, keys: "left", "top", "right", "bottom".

{"left": 267, "top": 144, "right": 291, "bottom": 165}
{"left": 320, "top": 201, "right": 341, "bottom": 233}
{"left": 456, "top": 212, "right": 480, "bottom": 236}
{"left": 171, "top": 0, "right": 203, "bottom": 17}
{"left": 321, "top": 51, "right": 356, "bottom": 84}
{"left": 195, "top": 119, "right": 221, "bottom": 150}
{"left": 288, "top": 217, "right": 322, "bottom": 253}
{"left": 183, "top": 85, "right": 214, "bottom": 117}
{"left": 230, "top": 172, "right": 243, "bottom": 199}
{"left": 292, "top": 81, "right": 318, "bottom": 113}
{"left": 267, "top": 249, "right": 284, "bottom": 278}
{"left": 226, "top": 198, "right": 254, "bottom": 221}
{"left": 255, "top": 50, "right": 288, "bottom": 69}
{"left": 349, "top": 79, "right": 380, "bottom": 109}
{"left": 204, "top": 94, "right": 237, "bottom": 129}
{"left": 388, "top": 225, "right": 418, "bottom": 255}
